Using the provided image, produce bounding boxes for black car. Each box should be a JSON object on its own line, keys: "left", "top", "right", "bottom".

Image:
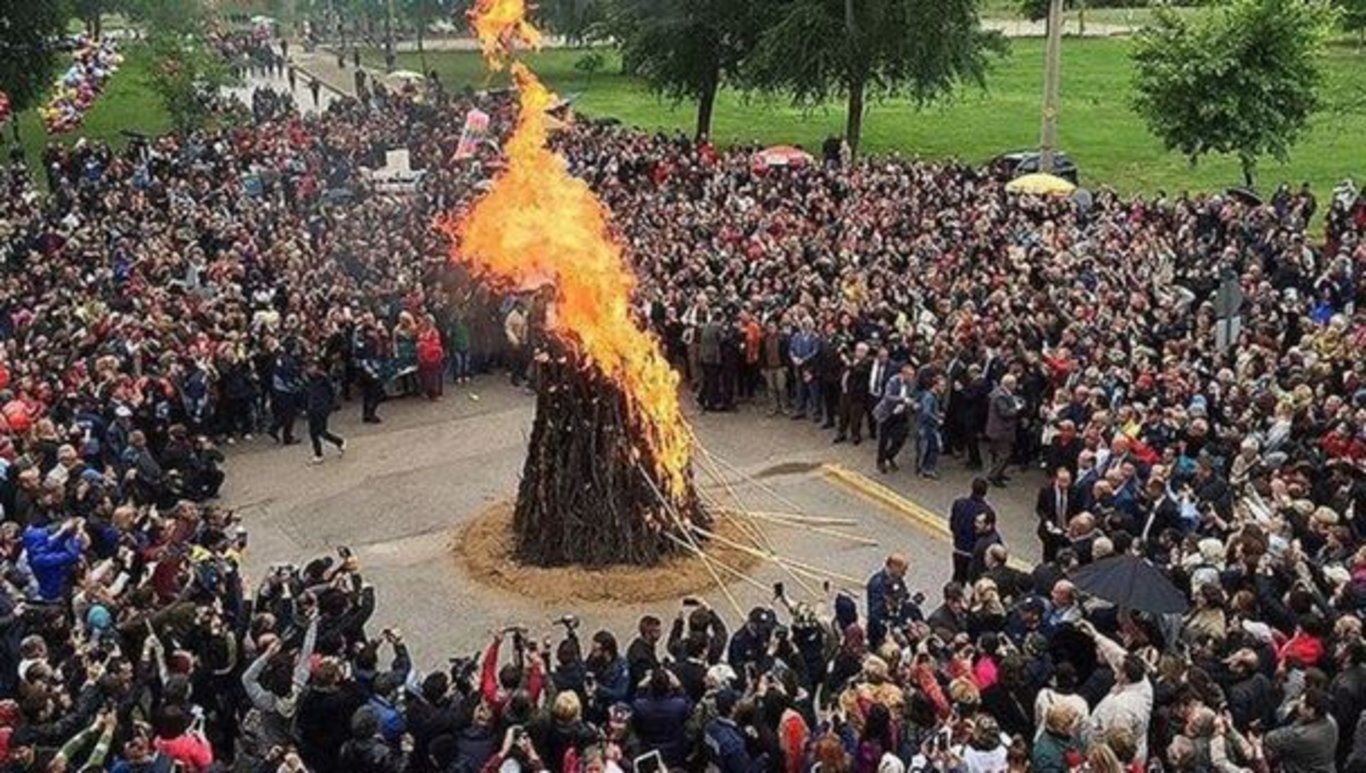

{"left": 993, "top": 150, "right": 1080, "bottom": 185}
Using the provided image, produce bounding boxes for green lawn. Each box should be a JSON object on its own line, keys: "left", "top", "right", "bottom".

{"left": 383, "top": 38, "right": 1365, "bottom": 198}
{"left": 12, "top": 44, "right": 171, "bottom": 168}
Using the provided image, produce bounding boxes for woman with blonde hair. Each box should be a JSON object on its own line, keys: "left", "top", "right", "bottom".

{"left": 1031, "top": 703, "right": 1080, "bottom": 772}
{"left": 1086, "top": 743, "right": 1125, "bottom": 773}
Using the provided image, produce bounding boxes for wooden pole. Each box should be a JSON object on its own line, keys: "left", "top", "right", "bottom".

{"left": 1039, "top": 0, "right": 1064, "bottom": 174}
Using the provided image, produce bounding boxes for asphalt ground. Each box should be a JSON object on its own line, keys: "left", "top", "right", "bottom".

{"left": 223, "top": 378, "right": 1043, "bottom": 663}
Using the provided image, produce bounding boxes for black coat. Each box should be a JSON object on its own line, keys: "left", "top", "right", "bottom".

{"left": 297, "top": 684, "right": 367, "bottom": 772}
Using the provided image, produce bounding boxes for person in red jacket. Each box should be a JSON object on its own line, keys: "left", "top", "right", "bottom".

{"left": 416, "top": 317, "right": 446, "bottom": 401}
{"left": 480, "top": 629, "right": 545, "bottom": 721}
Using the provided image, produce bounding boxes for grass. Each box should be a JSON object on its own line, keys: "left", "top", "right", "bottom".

{"left": 12, "top": 44, "right": 171, "bottom": 168}
{"left": 380, "top": 38, "right": 1365, "bottom": 198}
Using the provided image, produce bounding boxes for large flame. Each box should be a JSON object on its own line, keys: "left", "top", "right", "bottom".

{"left": 446, "top": 0, "right": 692, "bottom": 498}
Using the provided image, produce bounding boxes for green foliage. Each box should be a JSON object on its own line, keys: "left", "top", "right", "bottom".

{"left": 747, "top": 0, "right": 1006, "bottom": 150}
{"left": 121, "top": 0, "right": 208, "bottom": 34}
{"left": 608, "top": 0, "right": 774, "bottom": 136}
{"left": 1018, "top": 0, "right": 1076, "bottom": 22}
{"left": 536, "top": 0, "right": 609, "bottom": 43}
{"left": 1130, "top": 0, "right": 1337, "bottom": 186}
{"left": 574, "top": 51, "right": 606, "bottom": 79}
{"left": 145, "top": 33, "right": 235, "bottom": 132}
{"left": 0, "top": 3, "right": 68, "bottom": 116}
{"left": 381, "top": 40, "right": 1366, "bottom": 207}
{"left": 1337, "top": 0, "right": 1366, "bottom": 35}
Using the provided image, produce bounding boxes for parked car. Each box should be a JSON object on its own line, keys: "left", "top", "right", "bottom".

{"left": 993, "top": 150, "right": 1079, "bottom": 184}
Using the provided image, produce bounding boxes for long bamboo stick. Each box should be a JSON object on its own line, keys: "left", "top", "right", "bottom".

{"left": 731, "top": 511, "right": 878, "bottom": 546}
{"left": 689, "top": 525, "right": 863, "bottom": 585}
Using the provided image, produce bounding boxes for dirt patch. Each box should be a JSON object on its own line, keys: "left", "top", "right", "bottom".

{"left": 453, "top": 501, "right": 763, "bottom": 604}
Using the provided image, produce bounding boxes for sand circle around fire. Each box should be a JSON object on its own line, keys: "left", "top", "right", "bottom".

{"left": 453, "top": 501, "right": 763, "bottom": 604}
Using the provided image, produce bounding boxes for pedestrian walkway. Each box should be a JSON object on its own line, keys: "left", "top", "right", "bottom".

{"left": 222, "top": 45, "right": 355, "bottom": 115}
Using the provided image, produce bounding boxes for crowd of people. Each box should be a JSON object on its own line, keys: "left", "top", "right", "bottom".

{"left": 0, "top": 22, "right": 1364, "bottom": 773}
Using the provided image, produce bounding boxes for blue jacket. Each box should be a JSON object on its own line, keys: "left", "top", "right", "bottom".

{"left": 949, "top": 495, "right": 994, "bottom": 555}
{"left": 919, "top": 390, "right": 943, "bottom": 430}
{"left": 23, "top": 525, "right": 83, "bottom": 601}
{"left": 632, "top": 694, "right": 693, "bottom": 765}
{"left": 705, "top": 717, "right": 763, "bottom": 773}
{"left": 789, "top": 332, "right": 820, "bottom": 365}
{"left": 591, "top": 656, "right": 630, "bottom": 709}
{"left": 367, "top": 696, "right": 406, "bottom": 743}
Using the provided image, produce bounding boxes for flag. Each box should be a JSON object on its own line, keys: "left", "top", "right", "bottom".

{"left": 454, "top": 109, "right": 491, "bottom": 160}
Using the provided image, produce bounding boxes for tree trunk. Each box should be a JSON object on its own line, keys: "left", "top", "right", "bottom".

{"left": 1240, "top": 154, "right": 1256, "bottom": 189}
{"left": 514, "top": 349, "right": 705, "bottom": 568}
{"left": 843, "top": 0, "right": 866, "bottom": 156}
{"left": 694, "top": 64, "right": 719, "bottom": 140}
{"left": 1077, "top": 5, "right": 1085, "bottom": 37}
{"left": 418, "top": 10, "right": 427, "bottom": 73}
{"left": 845, "top": 75, "right": 866, "bottom": 158}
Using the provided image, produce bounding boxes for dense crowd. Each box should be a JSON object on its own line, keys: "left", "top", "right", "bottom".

{"left": 0, "top": 26, "right": 1364, "bottom": 773}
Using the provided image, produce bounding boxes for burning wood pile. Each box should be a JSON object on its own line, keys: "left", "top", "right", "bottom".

{"left": 442, "top": 0, "right": 703, "bottom": 567}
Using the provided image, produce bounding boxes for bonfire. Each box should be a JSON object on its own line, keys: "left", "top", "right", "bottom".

{"left": 442, "top": 0, "right": 705, "bottom": 567}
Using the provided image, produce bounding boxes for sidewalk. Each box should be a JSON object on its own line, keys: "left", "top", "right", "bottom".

{"left": 222, "top": 44, "right": 352, "bottom": 114}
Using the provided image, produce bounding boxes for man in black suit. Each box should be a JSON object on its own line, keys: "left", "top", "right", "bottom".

{"left": 1035, "top": 467, "right": 1079, "bottom": 562}
{"left": 835, "top": 342, "right": 872, "bottom": 444}
{"left": 865, "top": 347, "right": 894, "bottom": 440}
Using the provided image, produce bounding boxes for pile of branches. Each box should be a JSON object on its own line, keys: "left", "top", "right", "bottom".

{"left": 514, "top": 350, "right": 705, "bottom": 568}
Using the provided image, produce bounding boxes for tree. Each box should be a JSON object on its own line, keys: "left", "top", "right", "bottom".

{"left": 72, "top": 0, "right": 106, "bottom": 37}
{"left": 1338, "top": 0, "right": 1366, "bottom": 45}
{"left": 121, "top": 0, "right": 208, "bottom": 35}
{"left": 748, "top": 0, "right": 1004, "bottom": 155}
{"left": 1019, "top": 0, "right": 1085, "bottom": 36}
{"left": 609, "top": 0, "right": 773, "bottom": 139}
{"left": 0, "top": 3, "right": 67, "bottom": 140}
{"left": 1130, "top": 0, "right": 1336, "bottom": 188}
{"left": 146, "top": 32, "right": 235, "bottom": 132}
{"left": 400, "top": 0, "right": 442, "bottom": 72}
{"left": 536, "top": 0, "right": 608, "bottom": 44}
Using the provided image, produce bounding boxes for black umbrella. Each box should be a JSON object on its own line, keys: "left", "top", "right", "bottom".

{"left": 1070, "top": 554, "right": 1189, "bottom": 614}
{"left": 1226, "top": 186, "right": 1263, "bottom": 205}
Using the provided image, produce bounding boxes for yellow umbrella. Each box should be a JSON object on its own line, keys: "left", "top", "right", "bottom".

{"left": 1005, "top": 172, "right": 1076, "bottom": 196}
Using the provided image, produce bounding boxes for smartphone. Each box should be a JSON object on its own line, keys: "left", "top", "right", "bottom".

{"left": 772, "top": 582, "right": 785, "bottom": 599}
{"left": 634, "top": 751, "right": 665, "bottom": 773}
{"left": 681, "top": 597, "right": 700, "bottom": 607}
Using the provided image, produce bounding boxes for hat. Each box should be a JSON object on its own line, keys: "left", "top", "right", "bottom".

{"left": 747, "top": 606, "right": 777, "bottom": 630}
{"left": 86, "top": 605, "right": 112, "bottom": 632}
{"left": 114, "top": 405, "right": 132, "bottom": 418}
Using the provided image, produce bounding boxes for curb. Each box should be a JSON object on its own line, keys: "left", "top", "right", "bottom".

{"left": 820, "top": 463, "right": 1032, "bottom": 572}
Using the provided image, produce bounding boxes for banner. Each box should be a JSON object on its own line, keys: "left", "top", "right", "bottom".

{"left": 454, "top": 109, "right": 491, "bottom": 160}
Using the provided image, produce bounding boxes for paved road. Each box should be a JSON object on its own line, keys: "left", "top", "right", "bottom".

{"left": 224, "top": 378, "right": 1043, "bottom": 663}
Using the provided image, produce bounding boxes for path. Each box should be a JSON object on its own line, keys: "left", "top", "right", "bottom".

{"left": 221, "top": 45, "right": 344, "bottom": 115}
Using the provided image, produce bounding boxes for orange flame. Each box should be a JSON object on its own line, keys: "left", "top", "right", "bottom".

{"left": 446, "top": 0, "right": 692, "bottom": 499}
